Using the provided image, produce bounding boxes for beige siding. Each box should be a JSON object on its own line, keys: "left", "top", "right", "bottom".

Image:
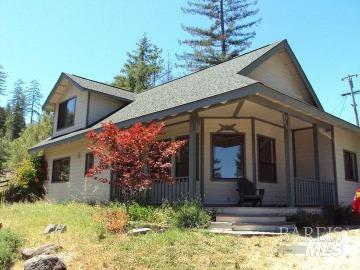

{"left": 255, "top": 120, "right": 287, "bottom": 205}
{"left": 44, "top": 139, "right": 110, "bottom": 202}
{"left": 318, "top": 128, "right": 335, "bottom": 182}
{"left": 52, "top": 85, "right": 88, "bottom": 137}
{"left": 88, "top": 92, "right": 125, "bottom": 125}
{"left": 247, "top": 50, "right": 316, "bottom": 106}
{"left": 293, "top": 128, "right": 315, "bottom": 179}
{"left": 334, "top": 127, "right": 360, "bottom": 205}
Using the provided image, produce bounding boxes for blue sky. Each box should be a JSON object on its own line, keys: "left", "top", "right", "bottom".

{"left": 0, "top": 0, "right": 359, "bottom": 124}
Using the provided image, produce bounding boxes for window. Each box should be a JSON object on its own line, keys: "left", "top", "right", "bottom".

{"left": 258, "top": 135, "right": 277, "bottom": 183}
{"left": 211, "top": 133, "right": 244, "bottom": 179}
{"left": 57, "top": 97, "right": 76, "bottom": 130}
{"left": 344, "top": 150, "right": 358, "bottom": 182}
{"left": 175, "top": 135, "right": 199, "bottom": 178}
{"left": 85, "top": 153, "right": 94, "bottom": 175}
{"left": 52, "top": 157, "right": 70, "bottom": 182}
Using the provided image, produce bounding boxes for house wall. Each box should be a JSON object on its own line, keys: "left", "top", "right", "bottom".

{"left": 44, "top": 139, "right": 110, "bottom": 202}
{"left": 87, "top": 92, "right": 125, "bottom": 125}
{"left": 334, "top": 126, "right": 360, "bottom": 205}
{"left": 318, "top": 128, "right": 335, "bottom": 182}
{"left": 293, "top": 128, "right": 315, "bottom": 179}
{"left": 247, "top": 50, "right": 316, "bottom": 107}
{"left": 52, "top": 84, "right": 88, "bottom": 137}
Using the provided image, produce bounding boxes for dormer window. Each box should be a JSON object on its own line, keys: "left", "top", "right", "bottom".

{"left": 57, "top": 97, "right": 76, "bottom": 130}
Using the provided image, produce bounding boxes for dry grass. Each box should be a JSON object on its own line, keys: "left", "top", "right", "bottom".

{"left": 0, "top": 202, "right": 359, "bottom": 270}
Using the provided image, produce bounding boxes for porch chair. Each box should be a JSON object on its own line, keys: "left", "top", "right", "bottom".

{"left": 236, "top": 178, "right": 264, "bottom": 206}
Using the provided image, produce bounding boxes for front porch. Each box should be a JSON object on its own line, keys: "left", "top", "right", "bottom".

{"left": 111, "top": 97, "right": 338, "bottom": 208}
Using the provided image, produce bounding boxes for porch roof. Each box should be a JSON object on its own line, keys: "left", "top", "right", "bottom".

{"left": 29, "top": 82, "right": 360, "bottom": 153}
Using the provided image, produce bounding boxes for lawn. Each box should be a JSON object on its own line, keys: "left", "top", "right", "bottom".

{"left": 0, "top": 202, "right": 359, "bottom": 270}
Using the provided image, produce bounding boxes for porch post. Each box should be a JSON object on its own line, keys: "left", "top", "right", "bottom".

{"left": 313, "top": 124, "right": 323, "bottom": 205}
{"left": 330, "top": 126, "right": 339, "bottom": 205}
{"left": 189, "top": 111, "right": 198, "bottom": 199}
{"left": 313, "top": 124, "right": 322, "bottom": 206}
{"left": 283, "top": 113, "right": 295, "bottom": 206}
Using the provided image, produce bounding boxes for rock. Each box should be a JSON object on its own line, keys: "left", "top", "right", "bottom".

{"left": 21, "top": 243, "right": 62, "bottom": 259}
{"left": 43, "top": 224, "right": 66, "bottom": 234}
{"left": 24, "top": 255, "right": 66, "bottom": 270}
{"left": 128, "top": 228, "right": 151, "bottom": 235}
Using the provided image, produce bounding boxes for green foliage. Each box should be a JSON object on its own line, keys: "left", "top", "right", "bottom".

{"left": 178, "top": 0, "right": 261, "bottom": 71}
{"left": 0, "top": 138, "right": 10, "bottom": 173}
{"left": 128, "top": 202, "right": 155, "bottom": 222}
{"left": 7, "top": 112, "right": 51, "bottom": 169}
{"left": 12, "top": 159, "right": 36, "bottom": 188}
{"left": 287, "top": 206, "right": 360, "bottom": 228}
{"left": 113, "top": 34, "right": 164, "bottom": 93}
{"left": 287, "top": 210, "right": 326, "bottom": 228}
{"left": 26, "top": 80, "right": 42, "bottom": 124}
{"left": 6, "top": 79, "right": 27, "bottom": 140}
{"left": 173, "top": 200, "right": 211, "bottom": 229}
{"left": 0, "top": 229, "right": 22, "bottom": 270}
{"left": 0, "top": 65, "right": 7, "bottom": 96}
{"left": 5, "top": 155, "right": 46, "bottom": 202}
{"left": 0, "top": 107, "right": 6, "bottom": 135}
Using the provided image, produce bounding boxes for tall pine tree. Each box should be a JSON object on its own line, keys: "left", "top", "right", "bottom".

{"left": 0, "top": 107, "right": 6, "bottom": 135}
{"left": 113, "top": 34, "right": 164, "bottom": 93}
{"left": 0, "top": 65, "right": 7, "bottom": 96}
{"left": 6, "top": 79, "right": 27, "bottom": 140}
{"left": 178, "top": 0, "right": 261, "bottom": 71}
{"left": 27, "top": 80, "right": 42, "bottom": 123}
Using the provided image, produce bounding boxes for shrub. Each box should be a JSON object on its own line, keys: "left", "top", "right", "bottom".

{"left": 322, "top": 205, "right": 360, "bottom": 226}
{"left": 152, "top": 202, "right": 176, "bottom": 225}
{"left": 0, "top": 229, "right": 21, "bottom": 270}
{"left": 287, "top": 210, "right": 326, "bottom": 228}
{"left": 128, "top": 203, "right": 155, "bottom": 222}
{"left": 288, "top": 206, "right": 360, "bottom": 228}
{"left": 96, "top": 208, "right": 129, "bottom": 234}
{"left": 5, "top": 156, "right": 46, "bottom": 202}
{"left": 173, "top": 200, "right": 211, "bottom": 229}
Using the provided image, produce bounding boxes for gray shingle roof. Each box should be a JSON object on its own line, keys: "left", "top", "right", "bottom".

{"left": 31, "top": 41, "right": 287, "bottom": 151}
{"left": 64, "top": 73, "right": 136, "bottom": 101}
{"left": 93, "top": 41, "right": 281, "bottom": 127}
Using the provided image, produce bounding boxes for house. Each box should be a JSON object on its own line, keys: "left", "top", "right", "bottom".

{"left": 30, "top": 40, "right": 360, "bottom": 208}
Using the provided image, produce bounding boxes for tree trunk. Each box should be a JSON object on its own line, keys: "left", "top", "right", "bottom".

{"left": 220, "top": 0, "right": 226, "bottom": 60}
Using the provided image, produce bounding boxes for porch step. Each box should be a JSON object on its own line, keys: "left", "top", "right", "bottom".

{"left": 212, "top": 207, "right": 321, "bottom": 216}
{"left": 209, "top": 221, "right": 232, "bottom": 230}
{"left": 216, "top": 214, "right": 285, "bottom": 223}
{"left": 232, "top": 222, "right": 295, "bottom": 233}
{"left": 214, "top": 207, "right": 297, "bottom": 216}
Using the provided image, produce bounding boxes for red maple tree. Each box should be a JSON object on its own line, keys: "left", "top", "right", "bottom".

{"left": 86, "top": 121, "right": 185, "bottom": 192}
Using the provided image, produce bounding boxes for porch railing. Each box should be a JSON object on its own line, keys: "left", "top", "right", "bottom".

{"left": 294, "top": 177, "right": 336, "bottom": 206}
{"left": 147, "top": 177, "right": 190, "bottom": 204}
{"left": 110, "top": 177, "right": 190, "bottom": 204}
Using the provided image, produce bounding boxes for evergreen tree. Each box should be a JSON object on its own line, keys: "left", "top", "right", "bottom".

{"left": 160, "top": 55, "right": 175, "bottom": 83}
{"left": 7, "top": 112, "right": 52, "bottom": 168}
{"left": 178, "top": 0, "right": 261, "bottom": 71}
{"left": 27, "top": 80, "right": 42, "bottom": 123}
{"left": 0, "top": 106, "right": 6, "bottom": 135}
{"left": 0, "top": 65, "right": 7, "bottom": 96}
{"left": 7, "top": 79, "right": 27, "bottom": 140}
{"left": 113, "top": 34, "right": 164, "bottom": 93}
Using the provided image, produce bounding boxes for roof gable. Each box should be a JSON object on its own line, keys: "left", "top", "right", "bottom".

{"left": 43, "top": 73, "right": 136, "bottom": 111}
{"left": 239, "top": 40, "right": 323, "bottom": 110}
